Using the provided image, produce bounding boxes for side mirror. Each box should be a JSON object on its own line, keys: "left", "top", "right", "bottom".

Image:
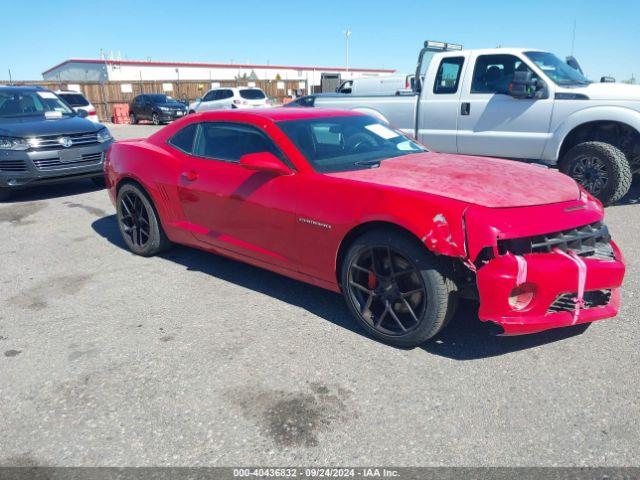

{"left": 600, "top": 76, "right": 616, "bottom": 83}
{"left": 77, "top": 109, "right": 89, "bottom": 118}
{"left": 239, "top": 152, "right": 291, "bottom": 176}
{"left": 509, "top": 71, "right": 536, "bottom": 99}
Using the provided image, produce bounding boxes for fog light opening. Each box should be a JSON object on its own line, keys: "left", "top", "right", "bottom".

{"left": 508, "top": 283, "right": 536, "bottom": 311}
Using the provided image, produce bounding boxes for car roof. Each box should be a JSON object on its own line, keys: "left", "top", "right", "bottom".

{"left": 0, "top": 85, "right": 48, "bottom": 92}
{"left": 224, "top": 107, "right": 363, "bottom": 121}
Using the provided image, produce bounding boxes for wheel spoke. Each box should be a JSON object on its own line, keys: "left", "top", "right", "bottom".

{"left": 349, "top": 280, "right": 373, "bottom": 295}
{"left": 388, "top": 305, "right": 408, "bottom": 332}
{"left": 401, "top": 288, "right": 424, "bottom": 297}
{"left": 374, "top": 302, "right": 390, "bottom": 328}
{"left": 351, "top": 264, "right": 373, "bottom": 275}
{"left": 400, "top": 297, "right": 420, "bottom": 325}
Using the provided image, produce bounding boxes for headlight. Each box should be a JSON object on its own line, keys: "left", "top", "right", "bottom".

{"left": 159, "top": 107, "right": 170, "bottom": 112}
{"left": 0, "top": 136, "right": 30, "bottom": 151}
{"left": 96, "top": 128, "right": 113, "bottom": 143}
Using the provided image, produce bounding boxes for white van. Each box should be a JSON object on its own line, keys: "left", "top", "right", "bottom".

{"left": 336, "top": 75, "right": 414, "bottom": 95}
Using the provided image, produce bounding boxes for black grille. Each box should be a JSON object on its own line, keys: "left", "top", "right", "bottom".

{"left": 547, "top": 289, "right": 612, "bottom": 314}
{"left": 29, "top": 132, "right": 99, "bottom": 151}
{"left": 498, "top": 222, "right": 614, "bottom": 261}
{"left": 0, "top": 159, "right": 28, "bottom": 172}
{"left": 33, "top": 152, "right": 103, "bottom": 171}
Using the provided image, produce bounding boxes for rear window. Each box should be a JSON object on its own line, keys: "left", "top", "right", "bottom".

{"left": 58, "top": 93, "right": 89, "bottom": 107}
{"left": 239, "top": 89, "right": 266, "bottom": 100}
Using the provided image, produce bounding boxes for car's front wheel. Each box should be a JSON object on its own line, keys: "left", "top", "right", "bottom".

{"left": 116, "top": 183, "right": 172, "bottom": 256}
{"left": 152, "top": 113, "right": 161, "bottom": 125}
{"left": 341, "top": 229, "right": 457, "bottom": 348}
{"left": 129, "top": 112, "right": 137, "bottom": 124}
{"left": 560, "top": 141, "right": 632, "bottom": 205}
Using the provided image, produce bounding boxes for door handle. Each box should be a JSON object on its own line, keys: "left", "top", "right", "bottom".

{"left": 181, "top": 170, "right": 198, "bottom": 182}
{"left": 461, "top": 102, "right": 471, "bottom": 116}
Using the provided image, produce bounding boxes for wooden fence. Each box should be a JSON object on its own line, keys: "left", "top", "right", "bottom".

{"left": 2, "top": 79, "right": 306, "bottom": 121}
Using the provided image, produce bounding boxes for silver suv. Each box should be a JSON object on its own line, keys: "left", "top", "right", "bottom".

{"left": 0, "top": 86, "right": 113, "bottom": 201}
{"left": 188, "top": 87, "right": 269, "bottom": 113}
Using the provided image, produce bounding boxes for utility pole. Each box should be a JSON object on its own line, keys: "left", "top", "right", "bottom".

{"left": 343, "top": 28, "right": 352, "bottom": 74}
{"left": 571, "top": 20, "right": 577, "bottom": 56}
{"left": 8, "top": 68, "right": 12, "bottom": 84}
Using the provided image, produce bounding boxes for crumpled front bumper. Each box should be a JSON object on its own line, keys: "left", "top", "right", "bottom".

{"left": 476, "top": 241, "right": 625, "bottom": 335}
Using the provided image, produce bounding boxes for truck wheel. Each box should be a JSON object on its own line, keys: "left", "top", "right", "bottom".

{"left": 0, "top": 188, "right": 10, "bottom": 202}
{"left": 341, "top": 229, "right": 457, "bottom": 348}
{"left": 560, "top": 141, "right": 632, "bottom": 205}
{"left": 129, "top": 112, "right": 137, "bottom": 124}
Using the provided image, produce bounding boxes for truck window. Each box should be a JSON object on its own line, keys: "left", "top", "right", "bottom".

{"left": 471, "top": 54, "right": 537, "bottom": 95}
{"left": 433, "top": 57, "right": 464, "bottom": 94}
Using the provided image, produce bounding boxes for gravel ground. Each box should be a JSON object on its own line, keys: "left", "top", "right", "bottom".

{"left": 0, "top": 122, "right": 638, "bottom": 466}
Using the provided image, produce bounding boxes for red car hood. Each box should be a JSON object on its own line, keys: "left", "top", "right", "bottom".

{"left": 327, "top": 152, "right": 580, "bottom": 208}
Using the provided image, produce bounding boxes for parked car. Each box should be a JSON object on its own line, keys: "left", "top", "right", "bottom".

{"left": 188, "top": 87, "right": 268, "bottom": 113}
{"left": 0, "top": 86, "right": 113, "bottom": 201}
{"left": 104, "top": 108, "right": 625, "bottom": 347}
{"left": 129, "top": 94, "right": 187, "bottom": 125}
{"left": 311, "top": 43, "right": 640, "bottom": 205}
{"left": 55, "top": 90, "right": 100, "bottom": 123}
{"left": 336, "top": 75, "right": 415, "bottom": 95}
{"left": 283, "top": 93, "right": 343, "bottom": 108}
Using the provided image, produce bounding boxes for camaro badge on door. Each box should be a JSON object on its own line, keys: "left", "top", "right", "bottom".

{"left": 298, "top": 217, "right": 332, "bottom": 229}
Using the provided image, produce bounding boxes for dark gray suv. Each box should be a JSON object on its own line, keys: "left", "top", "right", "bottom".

{"left": 0, "top": 86, "right": 113, "bottom": 201}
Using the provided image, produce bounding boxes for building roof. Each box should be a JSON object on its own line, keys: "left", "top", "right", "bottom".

{"left": 43, "top": 58, "right": 395, "bottom": 76}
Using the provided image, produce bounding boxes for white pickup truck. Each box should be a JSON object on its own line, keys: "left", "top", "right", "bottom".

{"left": 305, "top": 42, "right": 639, "bottom": 204}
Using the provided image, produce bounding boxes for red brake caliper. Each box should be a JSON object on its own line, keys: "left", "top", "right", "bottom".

{"left": 367, "top": 271, "right": 377, "bottom": 290}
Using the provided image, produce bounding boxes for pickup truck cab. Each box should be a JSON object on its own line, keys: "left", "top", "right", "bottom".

{"left": 312, "top": 43, "right": 639, "bottom": 204}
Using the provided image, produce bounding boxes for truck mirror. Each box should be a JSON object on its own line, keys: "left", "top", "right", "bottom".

{"left": 600, "top": 76, "right": 616, "bottom": 83}
{"left": 509, "top": 71, "right": 535, "bottom": 99}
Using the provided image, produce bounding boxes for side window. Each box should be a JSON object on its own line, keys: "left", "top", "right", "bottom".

{"left": 433, "top": 57, "right": 464, "bottom": 94}
{"left": 219, "top": 90, "right": 234, "bottom": 100}
{"left": 193, "top": 123, "right": 282, "bottom": 163}
{"left": 202, "top": 90, "right": 217, "bottom": 102}
{"left": 168, "top": 124, "right": 198, "bottom": 154}
{"left": 471, "top": 54, "right": 536, "bottom": 94}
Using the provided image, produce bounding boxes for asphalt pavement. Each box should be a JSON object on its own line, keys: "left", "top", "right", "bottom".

{"left": 0, "top": 122, "right": 638, "bottom": 466}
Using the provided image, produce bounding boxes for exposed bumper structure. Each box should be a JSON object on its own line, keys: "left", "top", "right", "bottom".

{"left": 476, "top": 241, "right": 625, "bottom": 335}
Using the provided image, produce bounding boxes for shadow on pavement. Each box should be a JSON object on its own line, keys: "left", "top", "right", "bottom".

{"left": 0, "top": 179, "right": 103, "bottom": 203}
{"left": 92, "top": 214, "right": 590, "bottom": 360}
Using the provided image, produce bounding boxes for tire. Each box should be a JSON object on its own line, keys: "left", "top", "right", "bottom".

{"left": 129, "top": 112, "right": 137, "bottom": 124}
{"left": 560, "top": 141, "right": 632, "bottom": 205}
{"left": 0, "top": 188, "right": 10, "bottom": 202}
{"left": 340, "top": 229, "right": 457, "bottom": 348}
{"left": 116, "top": 183, "right": 172, "bottom": 256}
{"left": 91, "top": 176, "right": 106, "bottom": 188}
{"left": 152, "top": 113, "right": 161, "bottom": 125}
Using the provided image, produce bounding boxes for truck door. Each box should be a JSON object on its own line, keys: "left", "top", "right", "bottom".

{"left": 456, "top": 53, "right": 554, "bottom": 160}
{"left": 416, "top": 53, "right": 468, "bottom": 153}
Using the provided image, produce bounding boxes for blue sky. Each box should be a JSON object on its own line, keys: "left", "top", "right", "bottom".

{"left": 2, "top": 0, "right": 638, "bottom": 81}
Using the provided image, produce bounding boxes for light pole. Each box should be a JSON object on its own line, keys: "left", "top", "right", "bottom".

{"left": 343, "top": 28, "right": 352, "bottom": 75}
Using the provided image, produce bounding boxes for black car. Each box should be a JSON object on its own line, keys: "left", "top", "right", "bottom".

{"left": 0, "top": 86, "right": 113, "bottom": 201}
{"left": 129, "top": 94, "right": 187, "bottom": 125}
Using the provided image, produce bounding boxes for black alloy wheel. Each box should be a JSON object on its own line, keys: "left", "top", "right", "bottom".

{"left": 347, "top": 246, "right": 427, "bottom": 336}
{"left": 341, "top": 229, "right": 457, "bottom": 348}
{"left": 116, "top": 183, "right": 172, "bottom": 256}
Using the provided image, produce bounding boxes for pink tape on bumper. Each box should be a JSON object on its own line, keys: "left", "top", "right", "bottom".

{"left": 554, "top": 248, "right": 588, "bottom": 324}
{"left": 514, "top": 255, "right": 527, "bottom": 286}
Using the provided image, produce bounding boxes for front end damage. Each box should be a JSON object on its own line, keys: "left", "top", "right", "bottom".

{"left": 460, "top": 197, "right": 625, "bottom": 335}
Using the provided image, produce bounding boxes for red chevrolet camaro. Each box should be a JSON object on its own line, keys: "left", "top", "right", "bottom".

{"left": 104, "top": 108, "right": 625, "bottom": 347}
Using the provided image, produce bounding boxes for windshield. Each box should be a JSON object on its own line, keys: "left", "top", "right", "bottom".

{"left": 525, "top": 51, "right": 591, "bottom": 86}
{"left": 240, "top": 89, "right": 266, "bottom": 100}
{"left": 0, "top": 90, "right": 74, "bottom": 118}
{"left": 278, "top": 115, "right": 426, "bottom": 173}
{"left": 147, "top": 94, "right": 178, "bottom": 103}
{"left": 58, "top": 93, "right": 89, "bottom": 107}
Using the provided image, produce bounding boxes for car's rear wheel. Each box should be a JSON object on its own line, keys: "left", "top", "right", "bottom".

{"left": 560, "top": 141, "right": 632, "bottom": 205}
{"left": 0, "top": 188, "right": 10, "bottom": 202}
{"left": 152, "top": 113, "right": 161, "bottom": 125}
{"left": 129, "top": 112, "right": 137, "bottom": 124}
{"left": 341, "top": 229, "right": 457, "bottom": 348}
{"left": 116, "top": 183, "right": 172, "bottom": 256}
